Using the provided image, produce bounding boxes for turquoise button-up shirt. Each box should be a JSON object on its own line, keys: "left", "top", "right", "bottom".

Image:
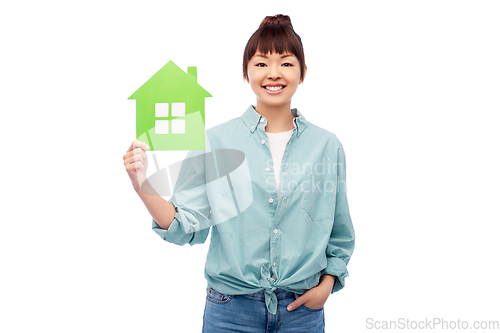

{"left": 152, "top": 105, "right": 355, "bottom": 315}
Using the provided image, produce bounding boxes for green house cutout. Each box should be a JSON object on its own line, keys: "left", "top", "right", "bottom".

{"left": 129, "top": 61, "right": 212, "bottom": 150}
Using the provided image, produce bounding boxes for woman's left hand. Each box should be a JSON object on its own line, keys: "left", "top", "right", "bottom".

{"left": 286, "top": 277, "right": 334, "bottom": 311}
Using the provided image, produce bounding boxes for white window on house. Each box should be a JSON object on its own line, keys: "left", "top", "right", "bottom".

{"left": 155, "top": 120, "right": 169, "bottom": 134}
{"left": 154, "top": 102, "right": 186, "bottom": 134}
{"left": 171, "top": 102, "right": 185, "bottom": 134}
{"left": 155, "top": 103, "right": 169, "bottom": 117}
{"left": 171, "top": 119, "right": 185, "bottom": 134}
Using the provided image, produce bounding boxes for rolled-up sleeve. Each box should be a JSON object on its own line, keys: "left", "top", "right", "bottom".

{"left": 322, "top": 143, "right": 355, "bottom": 293}
{"left": 152, "top": 150, "right": 212, "bottom": 246}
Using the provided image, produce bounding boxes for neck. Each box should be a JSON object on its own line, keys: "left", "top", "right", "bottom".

{"left": 255, "top": 101, "right": 296, "bottom": 133}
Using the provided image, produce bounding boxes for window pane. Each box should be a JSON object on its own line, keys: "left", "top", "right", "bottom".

{"left": 171, "top": 102, "right": 185, "bottom": 117}
{"left": 155, "top": 120, "right": 169, "bottom": 134}
{"left": 171, "top": 119, "right": 185, "bottom": 134}
{"left": 155, "top": 103, "right": 169, "bottom": 117}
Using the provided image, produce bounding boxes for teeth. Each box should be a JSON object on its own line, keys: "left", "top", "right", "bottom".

{"left": 265, "top": 86, "right": 284, "bottom": 91}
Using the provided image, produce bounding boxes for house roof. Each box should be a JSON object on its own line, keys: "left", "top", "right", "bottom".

{"left": 128, "top": 60, "right": 212, "bottom": 102}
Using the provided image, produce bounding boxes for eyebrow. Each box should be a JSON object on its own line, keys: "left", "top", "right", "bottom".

{"left": 254, "top": 53, "right": 295, "bottom": 59}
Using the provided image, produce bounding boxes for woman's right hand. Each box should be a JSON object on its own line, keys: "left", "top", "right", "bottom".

{"left": 123, "top": 140, "right": 150, "bottom": 192}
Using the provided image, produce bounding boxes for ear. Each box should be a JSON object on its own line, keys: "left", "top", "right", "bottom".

{"left": 300, "top": 64, "right": 308, "bottom": 84}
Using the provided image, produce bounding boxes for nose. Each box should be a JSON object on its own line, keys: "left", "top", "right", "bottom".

{"left": 267, "top": 65, "right": 282, "bottom": 80}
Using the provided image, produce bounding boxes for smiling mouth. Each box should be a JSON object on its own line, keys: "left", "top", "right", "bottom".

{"left": 263, "top": 85, "right": 286, "bottom": 92}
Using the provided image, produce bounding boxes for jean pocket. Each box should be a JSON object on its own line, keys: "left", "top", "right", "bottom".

{"left": 293, "top": 292, "right": 324, "bottom": 312}
{"left": 301, "top": 303, "right": 324, "bottom": 312}
{"left": 206, "top": 287, "right": 235, "bottom": 305}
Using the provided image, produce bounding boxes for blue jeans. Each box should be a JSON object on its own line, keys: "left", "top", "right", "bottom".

{"left": 202, "top": 287, "right": 325, "bottom": 332}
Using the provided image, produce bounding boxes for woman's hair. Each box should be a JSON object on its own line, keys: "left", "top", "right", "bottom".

{"left": 243, "top": 14, "right": 305, "bottom": 81}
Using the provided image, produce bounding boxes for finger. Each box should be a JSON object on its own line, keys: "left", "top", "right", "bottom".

{"left": 123, "top": 148, "right": 146, "bottom": 163}
{"left": 123, "top": 147, "right": 148, "bottom": 162}
{"left": 134, "top": 140, "right": 150, "bottom": 152}
{"left": 125, "top": 161, "right": 145, "bottom": 173}
{"left": 125, "top": 161, "right": 137, "bottom": 173}
{"left": 287, "top": 296, "right": 307, "bottom": 311}
{"left": 287, "top": 301, "right": 297, "bottom": 311}
{"left": 132, "top": 147, "right": 148, "bottom": 161}
{"left": 134, "top": 161, "right": 145, "bottom": 172}
{"left": 127, "top": 140, "right": 150, "bottom": 153}
{"left": 124, "top": 153, "right": 146, "bottom": 167}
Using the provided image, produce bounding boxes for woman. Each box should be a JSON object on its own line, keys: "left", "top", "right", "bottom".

{"left": 123, "top": 14, "right": 355, "bottom": 333}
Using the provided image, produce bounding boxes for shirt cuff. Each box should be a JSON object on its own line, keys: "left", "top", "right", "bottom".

{"left": 322, "top": 257, "right": 349, "bottom": 294}
{"left": 151, "top": 200, "right": 186, "bottom": 245}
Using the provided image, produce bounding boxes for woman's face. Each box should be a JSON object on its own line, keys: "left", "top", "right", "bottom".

{"left": 246, "top": 51, "right": 304, "bottom": 110}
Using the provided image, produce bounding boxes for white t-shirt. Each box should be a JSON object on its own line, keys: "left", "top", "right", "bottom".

{"left": 266, "top": 129, "right": 294, "bottom": 198}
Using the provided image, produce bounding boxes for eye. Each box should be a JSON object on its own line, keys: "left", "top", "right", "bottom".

{"left": 255, "top": 62, "right": 267, "bottom": 67}
{"left": 282, "top": 63, "right": 293, "bottom": 67}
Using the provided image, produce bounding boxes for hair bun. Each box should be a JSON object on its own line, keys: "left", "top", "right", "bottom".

{"left": 259, "top": 14, "right": 293, "bottom": 29}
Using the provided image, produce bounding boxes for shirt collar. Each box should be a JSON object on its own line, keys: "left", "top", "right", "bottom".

{"left": 241, "top": 105, "right": 309, "bottom": 137}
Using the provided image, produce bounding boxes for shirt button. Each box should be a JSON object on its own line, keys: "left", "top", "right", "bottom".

{"left": 266, "top": 167, "right": 270, "bottom": 172}
{"left": 283, "top": 169, "right": 287, "bottom": 174}
{"left": 261, "top": 139, "right": 265, "bottom": 144}
{"left": 282, "top": 197, "right": 286, "bottom": 202}
{"left": 269, "top": 198, "right": 274, "bottom": 203}
{"left": 273, "top": 229, "right": 278, "bottom": 234}
{"left": 273, "top": 262, "right": 276, "bottom": 267}
{"left": 251, "top": 125, "right": 255, "bottom": 131}
{"left": 260, "top": 118, "right": 265, "bottom": 123}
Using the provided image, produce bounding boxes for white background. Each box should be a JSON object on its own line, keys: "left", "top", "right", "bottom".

{"left": 1, "top": 0, "right": 499, "bottom": 332}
